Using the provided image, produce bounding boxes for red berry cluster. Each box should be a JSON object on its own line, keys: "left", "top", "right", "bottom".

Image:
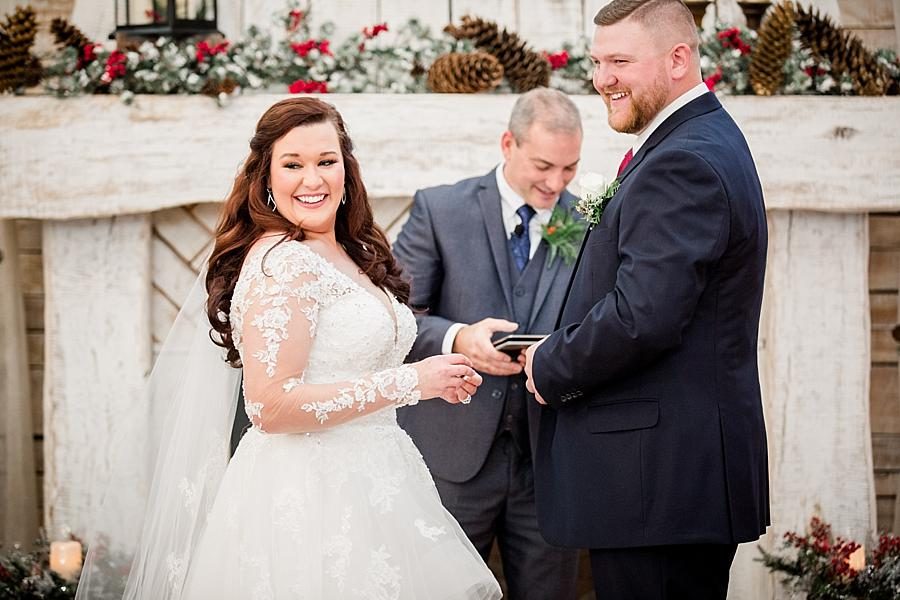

{"left": 196, "top": 40, "right": 230, "bottom": 63}
{"left": 544, "top": 50, "right": 569, "bottom": 70}
{"left": 102, "top": 50, "right": 127, "bottom": 83}
{"left": 704, "top": 66, "right": 723, "bottom": 91}
{"left": 873, "top": 533, "right": 900, "bottom": 567}
{"left": 291, "top": 39, "right": 332, "bottom": 58}
{"left": 783, "top": 517, "right": 863, "bottom": 579}
{"left": 363, "top": 23, "right": 389, "bottom": 39}
{"left": 77, "top": 43, "right": 100, "bottom": 70}
{"left": 717, "top": 27, "right": 751, "bottom": 55}
{"left": 288, "top": 9, "right": 304, "bottom": 32}
{"left": 288, "top": 79, "right": 328, "bottom": 94}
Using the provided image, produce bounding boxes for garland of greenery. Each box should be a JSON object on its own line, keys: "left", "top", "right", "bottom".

{"left": 0, "top": 0, "right": 893, "bottom": 105}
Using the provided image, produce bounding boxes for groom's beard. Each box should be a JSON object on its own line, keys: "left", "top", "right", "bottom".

{"left": 604, "top": 73, "right": 669, "bottom": 135}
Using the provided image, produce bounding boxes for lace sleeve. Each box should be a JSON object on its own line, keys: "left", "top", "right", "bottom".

{"left": 238, "top": 242, "right": 421, "bottom": 434}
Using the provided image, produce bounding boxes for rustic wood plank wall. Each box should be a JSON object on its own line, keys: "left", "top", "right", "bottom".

{"left": 870, "top": 213, "right": 900, "bottom": 533}
{"left": 0, "top": 220, "right": 40, "bottom": 547}
{"left": 838, "top": 0, "right": 899, "bottom": 51}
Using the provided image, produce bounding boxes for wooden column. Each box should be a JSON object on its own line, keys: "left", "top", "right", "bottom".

{"left": 729, "top": 210, "right": 875, "bottom": 599}
{"left": 43, "top": 215, "right": 152, "bottom": 545}
{"left": 0, "top": 219, "right": 39, "bottom": 547}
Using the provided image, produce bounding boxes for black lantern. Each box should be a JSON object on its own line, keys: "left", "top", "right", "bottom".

{"left": 114, "top": 0, "right": 219, "bottom": 39}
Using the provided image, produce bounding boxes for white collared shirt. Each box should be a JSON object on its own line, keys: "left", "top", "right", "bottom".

{"left": 631, "top": 82, "right": 711, "bottom": 156}
{"left": 495, "top": 163, "right": 554, "bottom": 260}
{"left": 440, "top": 165, "right": 558, "bottom": 354}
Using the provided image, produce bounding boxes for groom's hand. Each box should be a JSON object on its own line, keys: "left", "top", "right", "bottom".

{"left": 452, "top": 318, "right": 523, "bottom": 376}
{"left": 524, "top": 340, "right": 547, "bottom": 405}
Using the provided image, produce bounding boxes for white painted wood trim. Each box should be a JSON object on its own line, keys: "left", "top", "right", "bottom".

{"left": 2, "top": 95, "right": 898, "bottom": 220}
{"left": 42, "top": 215, "right": 152, "bottom": 543}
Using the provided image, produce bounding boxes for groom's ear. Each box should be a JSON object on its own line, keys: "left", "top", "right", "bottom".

{"left": 668, "top": 42, "right": 693, "bottom": 80}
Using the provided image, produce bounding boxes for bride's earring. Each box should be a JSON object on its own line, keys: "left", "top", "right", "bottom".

{"left": 341, "top": 192, "right": 347, "bottom": 206}
{"left": 266, "top": 188, "right": 277, "bottom": 212}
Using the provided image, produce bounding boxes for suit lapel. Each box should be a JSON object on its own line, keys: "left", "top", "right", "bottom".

{"left": 477, "top": 173, "right": 515, "bottom": 315}
{"left": 526, "top": 193, "right": 576, "bottom": 329}
{"left": 618, "top": 92, "right": 722, "bottom": 183}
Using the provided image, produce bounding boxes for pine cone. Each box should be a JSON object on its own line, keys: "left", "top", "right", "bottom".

{"left": 795, "top": 3, "right": 888, "bottom": 95}
{"left": 427, "top": 52, "right": 504, "bottom": 93}
{"left": 0, "top": 5, "right": 41, "bottom": 93}
{"left": 445, "top": 15, "right": 549, "bottom": 92}
{"left": 202, "top": 77, "right": 239, "bottom": 96}
{"left": 50, "top": 17, "right": 92, "bottom": 53}
{"left": 750, "top": 1, "right": 795, "bottom": 95}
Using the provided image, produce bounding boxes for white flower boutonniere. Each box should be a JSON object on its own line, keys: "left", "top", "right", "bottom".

{"left": 575, "top": 172, "right": 620, "bottom": 226}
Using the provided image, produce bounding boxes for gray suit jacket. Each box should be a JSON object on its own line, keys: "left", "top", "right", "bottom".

{"left": 393, "top": 168, "right": 579, "bottom": 482}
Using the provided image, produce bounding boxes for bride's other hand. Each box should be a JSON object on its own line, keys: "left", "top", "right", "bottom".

{"left": 412, "top": 354, "right": 482, "bottom": 403}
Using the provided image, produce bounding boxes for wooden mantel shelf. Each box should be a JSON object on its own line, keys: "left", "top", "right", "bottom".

{"left": 1, "top": 94, "right": 899, "bottom": 220}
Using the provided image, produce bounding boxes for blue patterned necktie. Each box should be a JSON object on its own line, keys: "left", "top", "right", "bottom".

{"left": 509, "top": 204, "right": 536, "bottom": 272}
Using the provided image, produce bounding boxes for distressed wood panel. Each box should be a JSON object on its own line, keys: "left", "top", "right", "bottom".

{"left": 875, "top": 470, "right": 900, "bottom": 532}
{"left": 451, "top": 0, "right": 517, "bottom": 27}
{"left": 379, "top": 0, "right": 448, "bottom": 32}
{"left": 14, "top": 220, "right": 41, "bottom": 251}
{"left": 3, "top": 96, "right": 900, "bottom": 220}
{"left": 873, "top": 328, "right": 899, "bottom": 363}
{"left": 517, "top": 0, "right": 583, "bottom": 51}
{"left": 23, "top": 295, "right": 43, "bottom": 330}
{"left": 870, "top": 211, "right": 900, "bottom": 534}
{"left": 895, "top": 0, "right": 900, "bottom": 51}
{"left": 871, "top": 292, "right": 897, "bottom": 324}
{"left": 871, "top": 214, "right": 900, "bottom": 247}
{"left": 30, "top": 368, "right": 42, "bottom": 437}
{"left": 870, "top": 249, "right": 900, "bottom": 291}
{"left": 853, "top": 28, "right": 898, "bottom": 50}
{"left": 43, "top": 215, "right": 152, "bottom": 544}
{"left": 875, "top": 432, "right": 900, "bottom": 470}
{"left": 872, "top": 365, "right": 900, "bottom": 433}
{"left": 309, "top": 0, "right": 378, "bottom": 44}
{"left": 0, "top": 220, "right": 40, "bottom": 547}
{"left": 18, "top": 254, "right": 43, "bottom": 294}
{"left": 760, "top": 211, "right": 874, "bottom": 541}
{"left": 839, "top": 0, "right": 895, "bottom": 26}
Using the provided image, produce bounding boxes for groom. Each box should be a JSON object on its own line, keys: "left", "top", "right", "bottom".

{"left": 524, "top": 1, "right": 770, "bottom": 598}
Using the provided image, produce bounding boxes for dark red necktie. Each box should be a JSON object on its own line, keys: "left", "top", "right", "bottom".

{"left": 617, "top": 148, "right": 634, "bottom": 177}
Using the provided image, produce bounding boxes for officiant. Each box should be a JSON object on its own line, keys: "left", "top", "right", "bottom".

{"left": 393, "top": 87, "right": 583, "bottom": 599}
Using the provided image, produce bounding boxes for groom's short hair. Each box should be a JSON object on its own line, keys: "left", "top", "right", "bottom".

{"left": 594, "top": 0, "right": 699, "bottom": 52}
{"left": 508, "top": 88, "right": 582, "bottom": 144}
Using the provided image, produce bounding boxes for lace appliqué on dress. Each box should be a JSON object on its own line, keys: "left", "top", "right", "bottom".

{"left": 414, "top": 518, "right": 447, "bottom": 542}
{"left": 300, "top": 365, "right": 421, "bottom": 424}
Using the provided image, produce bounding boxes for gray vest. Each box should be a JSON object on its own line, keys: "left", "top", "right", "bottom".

{"left": 498, "top": 241, "right": 549, "bottom": 453}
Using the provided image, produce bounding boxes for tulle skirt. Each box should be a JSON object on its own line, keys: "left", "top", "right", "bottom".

{"left": 182, "top": 414, "right": 501, "bottom": 599}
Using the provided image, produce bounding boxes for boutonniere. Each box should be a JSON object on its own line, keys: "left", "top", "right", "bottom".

{"left": 575, "top": 172, "right": 620, "bottom": 226}
{"left": 541, "top": 204, "right": 586, "bottom": 267}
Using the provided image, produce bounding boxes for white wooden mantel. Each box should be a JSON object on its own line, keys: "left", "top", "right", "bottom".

{"left": 2, "top": 94, "right": 899, "bottom": 599}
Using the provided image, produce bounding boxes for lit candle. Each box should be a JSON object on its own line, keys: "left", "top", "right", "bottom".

{"left": 848, "top": 544, "right": 865, "bottom": 571}
{"left": 49, "top": 540, "right": 83, "bottom": 580}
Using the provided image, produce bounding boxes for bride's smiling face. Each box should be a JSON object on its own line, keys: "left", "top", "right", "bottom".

{"left": 269, "top": 121, "right": 346, "bottom": 238}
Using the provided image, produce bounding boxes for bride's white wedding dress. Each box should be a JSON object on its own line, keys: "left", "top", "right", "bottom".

{"left": 180, "top": 238, "right": 501, "bottom": 599}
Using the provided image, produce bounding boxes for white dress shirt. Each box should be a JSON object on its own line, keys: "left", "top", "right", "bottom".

{"left": 630, "top": 82, "right": 710, "bottom": 156}
{"left": 440, "top": 165, "right": 555, "bottom": 354}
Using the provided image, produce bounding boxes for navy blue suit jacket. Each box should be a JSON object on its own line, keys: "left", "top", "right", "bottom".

{"left": 532, "top": 93, "right": 770, "bottom": 549}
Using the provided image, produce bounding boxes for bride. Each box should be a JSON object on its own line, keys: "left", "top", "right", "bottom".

{"left": 75, "top": 97, "right": 502, "bottom": 599}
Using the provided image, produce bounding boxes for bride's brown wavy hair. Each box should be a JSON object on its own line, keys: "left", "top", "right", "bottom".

{"left": 206, "top": 97, "right": 409, "bottom": 368}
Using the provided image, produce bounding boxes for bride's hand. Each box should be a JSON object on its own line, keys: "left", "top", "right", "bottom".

{"left": 412, "top": 354, "right": 483, "bottom": 403}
